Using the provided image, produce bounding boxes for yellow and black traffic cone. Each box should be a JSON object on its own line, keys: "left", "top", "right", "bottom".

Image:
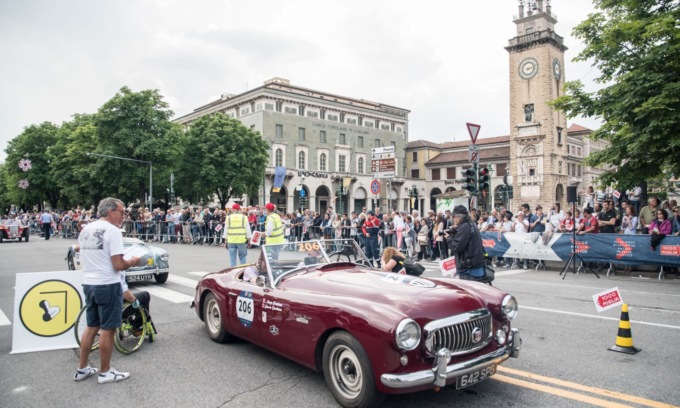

{"left": 608, "top": 304, "right": 640, "bottom": 355}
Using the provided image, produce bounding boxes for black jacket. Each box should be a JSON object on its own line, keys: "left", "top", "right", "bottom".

{"left": 448, "top": 221, "right": 485, "bottom": 272}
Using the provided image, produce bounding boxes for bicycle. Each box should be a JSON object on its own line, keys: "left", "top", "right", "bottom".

{"left": 74, "top": 302, "right": 157, "bottom": 354}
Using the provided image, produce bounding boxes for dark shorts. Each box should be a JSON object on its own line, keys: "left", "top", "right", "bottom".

{"left": 83, "top": 283, "right": 123, "bottom": 330}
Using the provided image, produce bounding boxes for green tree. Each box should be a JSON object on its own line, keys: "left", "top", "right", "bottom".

{"left": 552, "top": 0, "right": 680, "bottom": 188}
{"left": 175, "top": 113, "right": 269, "bottom": 209}
{"left": 48, "top": 113, "right": 102, "bottom": 209}
{"left": 4, "top": 122, "right": 61, "bottom": 210}
{"left": 0, "top": 164, "right": 10, "bottom": 214}
{"left": 91, "top": 87, "right": 183, "bottom": 207}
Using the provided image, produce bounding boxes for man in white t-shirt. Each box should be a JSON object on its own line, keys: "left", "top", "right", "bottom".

{"left": 74, "top": 198, "right": 140, "bottom": 384}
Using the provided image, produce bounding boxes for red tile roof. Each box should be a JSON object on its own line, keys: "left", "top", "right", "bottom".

{"left": 426, "top": 147, "right": 510, "bottom": 166}
{"left": 567, "top": 123, "right": 592, "bottom": 133}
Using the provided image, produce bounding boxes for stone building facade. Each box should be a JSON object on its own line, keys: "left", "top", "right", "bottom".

{"left": 174, "top": 77, "right": 420, "bottom": 215}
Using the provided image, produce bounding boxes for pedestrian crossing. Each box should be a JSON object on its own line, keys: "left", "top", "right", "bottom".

{"left": 0, "top": 307, "right": 10, "bottom": 326}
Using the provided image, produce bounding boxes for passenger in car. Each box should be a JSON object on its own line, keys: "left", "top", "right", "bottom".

{"left": 381, "top": 247, "right": 406, "bottom": 274}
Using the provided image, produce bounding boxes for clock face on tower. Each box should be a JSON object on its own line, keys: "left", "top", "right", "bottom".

{"left": 553, "top": 58, "right": 562, "bottom": 80}
{"left": 518, "top": 58, "right": 538, "bottom": 79}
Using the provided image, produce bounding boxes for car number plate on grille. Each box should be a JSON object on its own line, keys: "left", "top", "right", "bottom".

{"left": 127, "top": 274, "right": 153, "bottom": 282}
{"left": 456, "top": 365, "right": 496, "bottom": 389}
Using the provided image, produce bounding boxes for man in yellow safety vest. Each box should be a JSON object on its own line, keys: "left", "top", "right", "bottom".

{"left": 264, "top": 203, "right": 284, "bottom": 259}
{"left": 223, "top": 203, "right": 252, "bottom": 267}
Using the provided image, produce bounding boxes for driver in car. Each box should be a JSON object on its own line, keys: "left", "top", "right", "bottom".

{"left": 297, "top": 249, "right": 322, "bottom": 268}
{"left": 242, "top": 254, "right": 267, "bottom": 284}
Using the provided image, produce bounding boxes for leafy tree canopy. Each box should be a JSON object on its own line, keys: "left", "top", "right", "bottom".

{"left": 174, "top": 113, "right": 269, "bottom": 208}
{"left": 552, "top": 0, "right": 680, "bottom": 188}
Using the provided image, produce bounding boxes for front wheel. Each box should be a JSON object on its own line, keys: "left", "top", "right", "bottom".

{"left": 114, "top": 303, "right": 147, "bottom": 354}
{"left": 323, "top": 331, "right": 384, "bottom": 408}
{"left": 203, "top": 292, "right": 231, "bottom": 343}
{"left": 154, "top": 272, "right": 169, "bottom": 284}
{"left": 74, "top": 306, "right": 99, "bottom": 351}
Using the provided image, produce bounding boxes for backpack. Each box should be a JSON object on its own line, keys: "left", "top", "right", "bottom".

{"left": 399, "top": 259, "right": 425, "bottom": 276}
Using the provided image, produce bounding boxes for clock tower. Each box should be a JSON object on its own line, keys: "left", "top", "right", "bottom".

{"left": 506, "top": 0, "right": 569, "bottom": 208}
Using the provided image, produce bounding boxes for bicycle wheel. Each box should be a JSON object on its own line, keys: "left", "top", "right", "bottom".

{"left": 114, "top": 303, "right": 147, "bottom": 354}
{"left": 329, "top": 252, "right": 351, "bottom": 263}
{"left": 74, "top": 306, "right": 99, "bottom": 351}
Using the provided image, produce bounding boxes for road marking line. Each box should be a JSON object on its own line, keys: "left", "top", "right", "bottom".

{"left": 493, "top": 374, "right": 633, "bottom": 408}
{"left": 187, "top": 271, "right": 210, "bottom": 277}
{"left": 498, "top": 366, "right": 679, "bottom": 408}
{"left": 167, "top": 275, "right": 199, "bottom": 288}
{"left": 0, "top": 308, "right": 11, "bottom": 326}
{"left": 142, "top": 286, "right": 194, "bottom": 304}
{"left": 521, "top": 306, "right": 680, "bottom": 330}
{"left": 503, "top": 279, "right": 680, "bottom": 298}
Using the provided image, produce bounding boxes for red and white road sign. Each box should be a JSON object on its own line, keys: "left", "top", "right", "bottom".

{"left": 466, "top": 122, "right": 481, "bottom": 144}
{"left": 592, "top": 287, "right": 623, "bottom": 313}
{"left": 370, "top": 179, "right": 380, "bottom": 195}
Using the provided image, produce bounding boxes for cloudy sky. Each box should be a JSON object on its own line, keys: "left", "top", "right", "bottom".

{"left": 0, "top": 0, "right": 601, "bottom": 162}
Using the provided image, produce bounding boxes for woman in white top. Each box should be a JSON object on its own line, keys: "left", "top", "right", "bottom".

{"left": 392, "top": 211, "right": 405, "bottom": 251}
{"left": 621, "top": 206, "right": 638, "bottom": 235}
{"left": 513, "top": 213, "right": 529, "bottom": 233}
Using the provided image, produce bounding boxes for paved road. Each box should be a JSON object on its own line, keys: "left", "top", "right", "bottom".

{"left": 2, "top": 237, "right": 680, "bottom": 407}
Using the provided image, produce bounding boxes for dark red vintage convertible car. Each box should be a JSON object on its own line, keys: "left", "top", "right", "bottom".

{"left": 192, "top": 239, "right": 520, "bottom": 407}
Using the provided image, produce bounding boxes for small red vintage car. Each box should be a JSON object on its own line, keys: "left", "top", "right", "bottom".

{"left": 192, "top": 239, "right": 520, "bottom": 407}
{"left": 0, "top": 219, "right": 30, "bottom": 242}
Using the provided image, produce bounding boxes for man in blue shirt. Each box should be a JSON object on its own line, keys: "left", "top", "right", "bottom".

{"left": 40, "top": 210, "right": 53, "bottom": 240}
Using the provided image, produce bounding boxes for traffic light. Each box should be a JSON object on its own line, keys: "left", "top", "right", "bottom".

{"left": 478, "top": 167, "right": 490, "bottom": 193}
{"left": 463, "top": 168, "right": 477, "bottom": 193}
{"left": 508, "top": 185, "right": 514, "bottom": 199}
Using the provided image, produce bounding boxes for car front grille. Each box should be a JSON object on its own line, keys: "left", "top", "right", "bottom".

{"left": 423, "top": 309, "right": 492, "bottom": 356}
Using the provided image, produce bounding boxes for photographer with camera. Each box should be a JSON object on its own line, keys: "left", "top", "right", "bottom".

{"left": 448, "top": 205, "right": 486, "bottom": 281}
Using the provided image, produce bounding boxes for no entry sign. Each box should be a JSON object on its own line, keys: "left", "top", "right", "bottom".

{"left": 592, "top": 287, "right": 624, "bottom": 313}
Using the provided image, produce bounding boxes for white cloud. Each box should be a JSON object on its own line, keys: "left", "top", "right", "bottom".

{"left": 0, "top": 0, "right": 601, "bottom": 161}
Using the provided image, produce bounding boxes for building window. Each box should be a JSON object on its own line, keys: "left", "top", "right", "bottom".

{"left": 358, "top": 157, "right": 364, "bottom": 174}
{"left": 412, "top": 152, "right": 418, "bottom": 162}
{"left": 558, "top": 161, "right": 562, "bottom": 175}
{"left": 327, "top": 113, "right": 339, "bottom": 121}
{"left": 264, "top": 102, "right": 275, "bottom": 111}
{"left": 298, "top": 151, "right": 306, "bottom": 170}
{"left": 320, "top": 131, "right": 326, "bottom": 143}
{"left": 447, "top": 168, "right": 455, "bottom": 179}
{"left": 381, "top": 123, "right": 391, "bottom": 131}
{"left": 529, "top": 168, "right": 536, "bottom": 176}
{"left": 284, "top": 106, "right": 298, "bottom": 114}
{"left": 375, "top": 139, "right": 381, "bottom": 147}
{"left": 395, "top": 126, "right": 403, "bottom": 133}
{"left": 306, "top": 110, "right": 318, "bottom": 118}
{"left": 240, "top": 106, "right": 250, "bottom": 115}
{"left": 411, "top": 169, "right": 420, "bottom": 179}
{"left": 578, "top": 166, "right": 582, "bottom": 177}
{"left": 346, "top": 117, "right": 357, "bottom": 125}
{"left": 577, "top": 147, "right": 582, "bottom": 156}
{"left": 365, "top": 120, "right": 375, "bottom": 128}
{"left": 319, "top": 153, "right": 327, "bottom": 171}
{"left": 432, "top": 168, "right": 440, "bottom": 180}
{"left": 557, "top": 127, "right": 563, "bottom": 145}
{"left": 275, "top": 149, "right": 283, "bottom": 167}
{"left": 275, "top": 124, "right": 283, "bottom": 138}
{"left": 339, "top": 155, "right": 346, "bottom": 172}
{"left": 339, "top": 133, "right": 346, "bottom": 145}
{"left": 298, "top": 127, "right": 306, "bottom": 141}
{"left": 358, "top": 136, "right": 364, "bottom": 148}
{"left": 255, "top": 103, "right": 263, "bottom": 111}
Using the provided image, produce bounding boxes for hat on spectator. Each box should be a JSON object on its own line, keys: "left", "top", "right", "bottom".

{"left": 232, "top": 203, "right": 241, "bottom": 211}
{"left": 265, "top": 203, "right": 276, "bottom": 211}
{"left": 452, "top": 205, "right": 468, "bottom": 216}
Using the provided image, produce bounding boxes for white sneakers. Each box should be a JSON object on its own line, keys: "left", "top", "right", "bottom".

{"left": 98, "top": 368, "right": 130, "bottom": 384}
{"left": 74, "top": 366, "right": 129, "bottom": 383}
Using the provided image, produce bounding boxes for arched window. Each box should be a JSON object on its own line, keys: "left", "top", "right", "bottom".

{"left": 275, "top": 149, "right": 283, "bottom": 167}
{"left": 298, "top": 151, "right": 306, "bottom": 170}
{"left": 319, "top": 153, "right": 327, "bottom": 171}
{"left": 358, "top": 157, "right": 364, "bottom": 174}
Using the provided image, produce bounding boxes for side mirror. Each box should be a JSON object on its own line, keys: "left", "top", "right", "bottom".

{"left": 256, "top": 275, "right": 267, "bottom": 288}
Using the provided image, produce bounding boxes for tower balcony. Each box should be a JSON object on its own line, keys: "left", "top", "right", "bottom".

{"left": 506, "top": 29, "right": 566, "bottom": 52}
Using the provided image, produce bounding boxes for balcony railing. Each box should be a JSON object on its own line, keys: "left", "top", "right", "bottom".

{"left": 518, "top": 175, "right": 543, "bottom": 185}
{"left": 507, "top": 30, "right": 564, "bottom": 48}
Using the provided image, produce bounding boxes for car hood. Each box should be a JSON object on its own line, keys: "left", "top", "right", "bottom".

{"left": 280, "top": 267, "right": 487, "bottom": 319}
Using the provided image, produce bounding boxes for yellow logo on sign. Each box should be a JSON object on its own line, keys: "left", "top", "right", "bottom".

{"left": 19, "top": 280, "right": 82, "bottom": 337}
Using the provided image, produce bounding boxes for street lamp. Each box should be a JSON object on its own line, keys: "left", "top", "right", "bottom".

{"left": 87, "top": 152, "right": 153, "bottom": 211}
{"left": 409, "top": 185, "right": 419, "bottom": 212}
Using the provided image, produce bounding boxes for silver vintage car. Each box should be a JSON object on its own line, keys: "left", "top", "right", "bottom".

{"left": 66, "top": 237, "right": 170, "bottom": 283}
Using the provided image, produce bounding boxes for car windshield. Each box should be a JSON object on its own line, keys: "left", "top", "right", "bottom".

{"left": 1, "top": 219, "right": 22, "bottom": 227}
{"left": 263, "top": 239, "right": 372, "bottom": 285}
{"left": 123, "top": 238, "right": 148, "bottom": 248}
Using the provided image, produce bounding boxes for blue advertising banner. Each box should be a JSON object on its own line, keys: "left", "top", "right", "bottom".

{"left": 272, "top": 166, "right": 287, "bottom": 193}
{"left": 481, "top": 232, "right": 680, "bottom": 267}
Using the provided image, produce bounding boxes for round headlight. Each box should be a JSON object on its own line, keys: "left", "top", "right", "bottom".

{"left": 395, "top": 319, "right": 421, "bottom": 351}
{"left": 160, "top": 253, "right": 169, "bottom": 262}
{"left": 502, "top": 295, "right": 519, "bottom": 320}
{"left": 496, "top": 329, "right": 507, "bottom": 345}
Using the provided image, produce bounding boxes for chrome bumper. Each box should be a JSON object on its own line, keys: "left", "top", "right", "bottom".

{"left": 381, "top": 328, "right": 521, "bottom": 389}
